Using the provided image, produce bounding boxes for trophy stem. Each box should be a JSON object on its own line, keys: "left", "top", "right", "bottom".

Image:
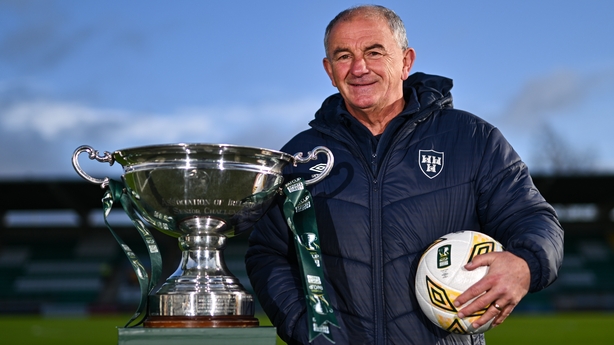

{"left": 145, "top": 218, "right": 258, "bottom": 328}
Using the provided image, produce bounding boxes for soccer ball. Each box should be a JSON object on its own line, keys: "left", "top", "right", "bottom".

{"left": 415, "top": 231, "right": 503, "bottom": 334}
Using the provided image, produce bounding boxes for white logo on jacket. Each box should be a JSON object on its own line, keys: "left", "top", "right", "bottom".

{"left": 419, "top": 150, "right": 444, "bottom": 179}
{"left": 309, "top": 163, "right": 328, "bottom": 179}
{"left": 309, "top": 163, "right": 328, "bottom": 173}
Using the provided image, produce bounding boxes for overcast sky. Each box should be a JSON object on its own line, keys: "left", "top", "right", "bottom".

{"left": 1, "top": 0, "right": 613, "bottom": 180}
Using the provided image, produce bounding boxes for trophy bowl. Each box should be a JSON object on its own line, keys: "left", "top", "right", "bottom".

{"left": 72, "top": 143, "right": 334, "bottom": 328}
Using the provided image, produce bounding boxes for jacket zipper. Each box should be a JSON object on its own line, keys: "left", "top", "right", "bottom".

{"left": 371, "top": 173, "right": 384, "bottom": 345}
{"left": 371, "top": 130, "right": 414, "bottom": 345}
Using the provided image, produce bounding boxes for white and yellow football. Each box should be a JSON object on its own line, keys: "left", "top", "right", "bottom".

{"left": 415, "top": 231, "right": 504, "bottom": 334}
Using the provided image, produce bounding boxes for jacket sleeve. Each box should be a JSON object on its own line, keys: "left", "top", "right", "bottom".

{"left": 245, "top": 197, "right": 310, "bottom": 344}
{"left": 476, "top": 127, "right": 564, "bottom": 293}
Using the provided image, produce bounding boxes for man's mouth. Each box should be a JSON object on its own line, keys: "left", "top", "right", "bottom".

{"left": 349, "top": 80, "right": 377, "bottom": 87}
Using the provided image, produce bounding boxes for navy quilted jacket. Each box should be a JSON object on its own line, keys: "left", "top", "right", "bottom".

{"left": 245, "top": 73, "right": 564, "bottom": 345}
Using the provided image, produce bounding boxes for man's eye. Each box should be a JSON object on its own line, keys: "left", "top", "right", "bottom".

{"left": 337, "top": 54, "right": 351, "bottom": 60}
{"left": 367, "top": 51, "right": 383, "bottom": 57}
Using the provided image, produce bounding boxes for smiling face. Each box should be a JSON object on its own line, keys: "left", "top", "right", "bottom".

{"left": 323, "top": 14, "right": 415, "bottom": 121}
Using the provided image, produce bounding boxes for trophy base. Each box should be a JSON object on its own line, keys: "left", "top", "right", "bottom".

{"left": 118, "top": 326, "right": 277, "bottom": 345}
{"left": 143, "top": 315, "right": 260, "bottom": 328}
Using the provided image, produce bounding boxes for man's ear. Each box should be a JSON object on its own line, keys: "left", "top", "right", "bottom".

{"left": 401, "top": 48, "right": 416, "bottom": 80}
{"left": 323, "top": 57, "right": 337, "bottom": 87}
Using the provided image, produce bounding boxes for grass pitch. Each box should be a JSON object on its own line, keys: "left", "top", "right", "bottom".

{"left": 0, "top": 312, "right": 611, "bottom": 344}
{"left": 486, "top": 312, "right": 612, "bottom": 344}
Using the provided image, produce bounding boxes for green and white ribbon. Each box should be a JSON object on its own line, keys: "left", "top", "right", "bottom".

{"left": 102, "top": 179, "right": 163, "bottom": 328}
{"left": 282, "top": 178, "right": 339, "bottom": 343}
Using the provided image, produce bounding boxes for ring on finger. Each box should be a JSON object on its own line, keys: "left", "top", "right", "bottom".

{"left": 493, "top": 303, "right": 502, "bottom": 311}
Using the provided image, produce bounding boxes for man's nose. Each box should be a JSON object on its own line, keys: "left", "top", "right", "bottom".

{"left": 350, "top": 56, "right": 369, "bottom": 76}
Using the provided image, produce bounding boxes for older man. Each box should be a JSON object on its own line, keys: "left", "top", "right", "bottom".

{"left": 246, "top": 5, "right": 563, "bottom": 345}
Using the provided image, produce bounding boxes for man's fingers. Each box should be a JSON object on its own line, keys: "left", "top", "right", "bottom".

{"left": 455, "top": 252, "right": 498, "bottom": 306}
{"left": 492, "top": 299, "right": 517, "bottom": 326}
{"left": 464, "top": 253, "right": 490, "bottom": 270}
{"left": 454, "top": 274, "right": 494, "bottom": 309}
{"left": 458, "top": 300, "right": 512, "bottom": 329}
{"left": 456, "top": 288, "right": 494, "bottom": 319}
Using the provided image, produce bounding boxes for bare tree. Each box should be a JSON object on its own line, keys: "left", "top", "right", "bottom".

{"left": 530, "top": 123, "right": 597, "bottom": 175}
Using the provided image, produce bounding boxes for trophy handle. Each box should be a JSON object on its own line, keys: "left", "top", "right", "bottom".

{"left": 293, "top": 146, "right": 334, "bottom": 186}
{"left": 72, "top": 145, "right": 115, "bottom": 188}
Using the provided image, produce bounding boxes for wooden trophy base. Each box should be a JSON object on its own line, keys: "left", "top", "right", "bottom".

{"left": 118, "top": 326, "right": 276, "bottom": 345}
{"left": 143, "top": 315, "right": 260, "bottom": 328}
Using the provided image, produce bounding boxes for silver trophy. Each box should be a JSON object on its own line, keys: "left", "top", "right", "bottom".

{"left": 72, "top": 143, "right": 333, "bottom": 327}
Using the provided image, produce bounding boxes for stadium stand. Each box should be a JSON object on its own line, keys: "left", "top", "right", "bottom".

{"left": 0, "top": 177, "right": 613, "bottom": 315}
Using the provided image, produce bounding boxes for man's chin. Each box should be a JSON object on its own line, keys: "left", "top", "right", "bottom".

{"left": 351, "top": 95, "right": 378, "bottom": 107}
{"left": 345, "top": 100, "right": 377, "bottom": 114}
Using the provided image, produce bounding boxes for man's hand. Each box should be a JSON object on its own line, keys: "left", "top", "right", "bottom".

{"left": 454, "top": 251, "right": 530, "bottom": 329}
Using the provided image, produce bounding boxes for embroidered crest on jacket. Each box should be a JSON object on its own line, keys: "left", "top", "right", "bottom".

{"left": 419, "top": 150, "right": 444, "bottom": 179}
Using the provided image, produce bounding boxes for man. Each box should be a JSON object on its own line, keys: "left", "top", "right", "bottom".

{"left": 246, "top": 5, "right": 563, "bottom": 345}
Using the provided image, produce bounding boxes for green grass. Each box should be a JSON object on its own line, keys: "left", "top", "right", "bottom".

{"left": 486, "top": 312, "right": 613, "bottom": 344}
{"left": 0, "top": 312, "right": 611, "bottom": 344}
{"left": 0, "top": 314, "right": 280, "bottom": 345}
{"left": 0, "top": 314, "right": 128, "bottom": 345}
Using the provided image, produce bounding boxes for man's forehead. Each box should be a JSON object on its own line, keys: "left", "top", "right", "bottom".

{"left": 331, "top": 15, "right": 390, "bottom": 35}
{"left": 327, "top": 18, "right": 395, "bottom": 51}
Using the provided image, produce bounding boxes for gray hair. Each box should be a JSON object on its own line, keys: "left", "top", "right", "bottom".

{"left": 324, "top": 5, "right": 409, "bottom": 59}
